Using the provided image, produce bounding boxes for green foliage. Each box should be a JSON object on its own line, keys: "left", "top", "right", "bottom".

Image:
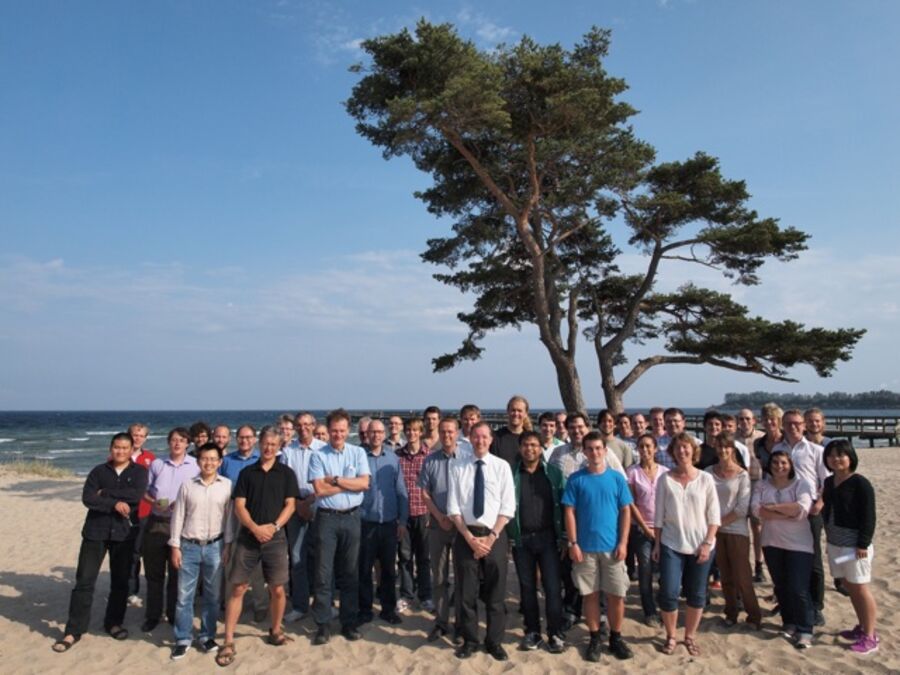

{"left": 346, "top": 21, "right": 865, "bottom": 408}
{"left": 721, "top": 390, "right": 900, "bottom": 410}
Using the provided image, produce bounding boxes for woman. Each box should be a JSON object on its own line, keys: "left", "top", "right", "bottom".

{"left": 626, "top": 433, "right": 668, "bottom": 626}
{"left": 822, "top": 440, "right": 878, "bottom": 654}
{"left": 652, "top": 433, "right": 720, "bottom": 656}
{"left": 706, "top": 432, "right": 761, "bottom": 629}
{"left": 751, "top": 403, "right": 783, "bottom": 581}
{"left": 751, "top": 451, "right": 816, "bottom": 649}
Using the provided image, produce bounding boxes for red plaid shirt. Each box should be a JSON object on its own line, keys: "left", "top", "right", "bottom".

{"left": 396, "top": 444, "right": 428, "bottom": 517}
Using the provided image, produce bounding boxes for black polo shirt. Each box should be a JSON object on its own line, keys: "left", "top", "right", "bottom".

{"left": 490, "top": 427, "right": 523, "bottom": 468}
{"left": 518, "top": 464, "right": 554, "bottom": 534}
{"left": 234, "top": 459, "right": 301, "bottom": 544}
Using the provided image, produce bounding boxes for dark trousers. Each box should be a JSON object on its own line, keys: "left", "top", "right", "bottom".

{"left": 142, "top": 517, "right": 178, "bottom": 623}
{"left": 286, "top": 514, "right": 314, "bottom": 614}
{"left": 64, "top": 537, "right": 133, "bottom": 637}
{"left": 512, "top": 530, "right": 562, "bottom": 638}
{"left": 127, "top": 517, "right": 148, "bottom": 597}
{"left": 313, "top": 510, "right": 360, "bottom": 629}
{"left": 808, "top": 513, "right": 825, "bottom": 611}
{"left": 454, "top": 527, "right": 508, "bottom": 647}
{"left": 428, "top": 524, "right": 459, "bottom": 632}
{"left": 764, "top": 546, "right": 814, "bottom": 634}
{"left": 399, "top": 514, "right": 432, "bottom": 602}
{"left": 359, "top": 521, "right": 399, "bottom": 617}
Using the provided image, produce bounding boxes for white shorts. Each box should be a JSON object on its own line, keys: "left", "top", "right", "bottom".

{"left": 827, "top": 543, "right": 873, "bottom": 584}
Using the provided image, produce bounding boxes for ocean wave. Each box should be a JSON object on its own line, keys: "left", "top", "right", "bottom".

{"left": 0, "top": 438, "right": 14, "bottom": 443}
{"left": 49, "top": 448, "right": 94, "bottom": 455}
{"left": 68, "top": 437, "right": 89, "bottom": 442}
{"left": 33, "top": 455, "right": 56, "bottom": 460}
{"left": 147, "top": 434, "right": 165, "bottom": 439}
{"left": 85, "top": 430, "right": 120, "bottom": 436}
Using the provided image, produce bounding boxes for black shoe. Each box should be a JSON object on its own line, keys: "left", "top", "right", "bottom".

{"left": 519, "top": 632, "right": 544, "bottom": 651}
{"left": 455, "top": 641, "right": 477, "bottom": 659}
{"left": 609, "top": 634, "right": 634, "bottom": 660}
{"left": 141, "top": 619, "right": 159, "bottom": 633}
{"left": 451, "top": 629, "right": 464, "bottom": 647}
{"left": 379, "top": 611, "right": 402, "bottom": 625}
{"left": 312, "top": 625, "right": 330, "bottom": 646}
{"left": 341, "top": 626, "right": 362, "bottom": 641}
{"left": 547, "top": 634, "right": 565, "bottom": 654}
{"left": 753, "top": 561, "right": 765, "bottom": 583}
{"left": 196, "top": 639, "right": 219, "bottom": 654}
{"left": 485, "top": 642, "right": 509, "bottom": 661}
{"left": 814, "top": 610, "right": 826, "bottom": 627}
{"left": 358, "top": 611, "right": 374, "bottom": 625}
{"left": 585, "top": 635, "right": 603, "bottom": 662}
{"left": 170, "top": 644, "right": 188, "bottom": 661}
{"left": 427, "top": 626, "right": 447, "bottom": 643}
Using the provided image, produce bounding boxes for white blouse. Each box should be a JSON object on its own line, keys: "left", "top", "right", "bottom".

{"left": 705, "top": 467, "right": 751, "bottom": 537}
{"left": 654, "top": 470, "right": 721, "bottom": 555}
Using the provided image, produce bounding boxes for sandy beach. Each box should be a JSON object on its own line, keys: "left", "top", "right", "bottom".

{"left": 1, "top": 448, "right": 897, "bottom": 675}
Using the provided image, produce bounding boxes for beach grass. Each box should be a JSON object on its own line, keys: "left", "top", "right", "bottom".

{"left": 0, "top": 459, "right": 74, "bottom": 478}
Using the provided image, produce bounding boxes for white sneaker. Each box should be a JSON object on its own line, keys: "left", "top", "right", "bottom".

{"left": 396, "top": 599, "right": 410, "bottom": 614}
{"left": 128, "top": 595, "right": 143, "bottom": 608}
{"left": 283, "top": 609, "right": 306, "bottom": 623}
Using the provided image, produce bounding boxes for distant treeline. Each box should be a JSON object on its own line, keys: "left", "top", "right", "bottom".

{"left": 719, "top": 390, "right": 900, "bottom": 410}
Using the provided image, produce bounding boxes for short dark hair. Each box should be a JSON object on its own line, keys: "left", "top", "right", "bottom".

{"left": 582, "top": 431, "right": 605, "bottom": 447}
{"left": 703, "top": 410, "right": 722, "bottom": 425}
{"left": 518, "top": 430, "right": 541, "bottom": 447}
{"left": 236, "top": 424, "right": 256, "bottom": 437}
{"left": 326, "top": 408, "right": 351, "bottom": 428}
{"left": 197, "top": 442, "right": 222, "bottom": 459}
{"left": 636, "top": 432, "right": 657, "bottom": 448}
{"left": 423, "top": 405, "right": 441, "bottom": 417}
{"left": 824, "top": 438, "right": 858, "bottom": 472}
{"left": 664, "top": 407, "right": 685, "bottom": 419}
{"left": 565, "top": 411, "right": 590, "bottom": 428}
{"left": 596, "top": 409, "right": 615, "bottom": 425}
{"left": 537, "top": 411, "right": 556, "bottom": 424}
{"left": 766, "top": 450, "right": 796, "bottom": 479}
{"left": 168, "top": 427, "right": 191, "bottom": 443}
{"left": 189, "top": 421, "right": 212, "bottom": 439}
{"left": 459, "top": 404, "right": 481, "bottom": 417}
{"left": 110, "top": 432, "right": 134, "bottom": 449}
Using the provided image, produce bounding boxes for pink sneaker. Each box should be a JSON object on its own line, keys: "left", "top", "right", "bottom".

{"left": 849, "top": 635, "right": 879, "bottom": 654}
{"left": 839, "top": 625, "right": 863, "bottom": 640}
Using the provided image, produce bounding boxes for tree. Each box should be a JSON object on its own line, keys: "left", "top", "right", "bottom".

{"left": 346, "top": 21, "right": 865, "bottom": 412}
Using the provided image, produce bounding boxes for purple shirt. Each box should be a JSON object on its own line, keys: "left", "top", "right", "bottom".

{"left": 626, "top": 463, "right": 668, "bottom": 526}
{"left": 147, "top": 454, "right": 200, "bottom": 518}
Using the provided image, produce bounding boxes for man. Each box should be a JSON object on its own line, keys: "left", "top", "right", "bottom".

{"left": 649, "top": 407, "right": 666, "bottom": 440}
{"left": 655, "top": 408, "right": 686, "bottom": 469}
{"left": 595, "top": 410, "right": 634, "bottom": 469}
{"left": 212, "top": 425, "right": 231, "bottom": 455}
{"left": 697, "top": 411, "right": 723, "bottom": 470}
{"left": 142, "top": 427, "right": 199, "bottom": 632}
{"left": 773, "top": 410, "right": 830, "bottom": 626}
{"left": 281, "top": 412, "right": 326, "bottom": 623}
{"left": 447, "top": 422, "right": 516, "bottom": 661}
{"left": 358, "top": 420, "right": 408, "bottom": 625}
{"left": 419, "top": 417, "right": 466, "bottom": 645}
{"left": 562, "top": 432, "right": 634, "bottom": 662}
{"left": 721, "top": 413, "right": 751, "bottom": 469}
{"left": 127, "top": 423, "right": 155, "bottom": 607}
{"left": 53, "top": 433, "right": 148, "bottom": 652}
{"left": 804, "top": 408, "right": 832, "bottom": 448}
{"left": 219, "top": 424, "right": 269, "bottom": 621}
{"left": 631, "top": 413, "right": 648, "bottom": 437}
{"left": 538, "top": 411, "right": 564, "bottom": 462}
{"left": 422, "top": 406, "right": 441, "bottom": 450}
{"left": 549, "top": 413, "right": 625, "bottom": 630}
{"left": 554, "top": 412, "right": 569, "bottom": 443}
{"left": 736, "top": 408, "right": 764, "bottom": 450}
{"left": 278, "top": 414, "right": 296, "bottom": 449}
{"left": 615, "top": 413, "right": 636, "bottom": 451}
{"left": 509, "top": 432, "right": 566, "bottom": 654}
{"left": 491, "top": 395, "right": 530, "bottom": 467}
{"left": 735, "top": 409, "right": 765, "bottom": 580}
{"left": 218, "top": 429, "right": 300, "bottom": 667}
{"left": 168, "top": 442, "right": 231, "bottom": 660}
{"left": 397, "top": 418, "right": 433, "bottom": 612}
{"left": 385, "top": 415, "right": 406, "bottom": 451}
{"left": 314, "top": 423, "right": 328, "bottom": 443}
{"left": 356, "top": 416, "right": 372, "bottom": 449}
{"left": 459, "top": 404, "right": 481, "bottom": 444}
{"left": 188, "top": 422, "right": 211, "bottom": 458}
{"left": 308, "top": 408, "right": 371, "bottom": 645}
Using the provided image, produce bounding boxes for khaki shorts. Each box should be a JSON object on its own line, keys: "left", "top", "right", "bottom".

{"left": 827, "top": 543, "right": 873, "bottom": 584}
{"left": 572, "top": 551, "right": 629, "bottom": 597}
{"left": 230, "top": 530, "right": 289, "bottom": 587}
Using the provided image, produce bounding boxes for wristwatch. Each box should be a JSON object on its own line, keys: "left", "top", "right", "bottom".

{"left": 330, "top": 475, "right": 340, "bottom": 487}
{"left": 567, "top": 540, "right": 578, "bottom": 548}
{"left": 272, "top": 522, "right": 281, "bottom": 533}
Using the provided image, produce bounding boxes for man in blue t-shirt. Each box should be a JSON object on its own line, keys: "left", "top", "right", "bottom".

{"left": 562, "top": 431, "right": 634, "bottom": 664}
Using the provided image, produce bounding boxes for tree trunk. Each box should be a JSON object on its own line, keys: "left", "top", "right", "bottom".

{"left": 597, "top": 349, "right": 624, "bottom": 413}
{"left": 547, "top": 350, "right": 586, "bottom": 413}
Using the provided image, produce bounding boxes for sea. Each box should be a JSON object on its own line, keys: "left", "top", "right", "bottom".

{"left": 1, "top": 408, "right": 897, "bottom": 476}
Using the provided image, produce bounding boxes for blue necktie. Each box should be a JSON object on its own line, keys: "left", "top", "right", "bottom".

{"left": 474, "top": 459, "right": 485, "bottom": 519}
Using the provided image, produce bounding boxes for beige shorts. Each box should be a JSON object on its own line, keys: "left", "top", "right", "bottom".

{"left": 827, "top": 543, "right": 873, "bottom": 584}
{"left": 572, "top": 551, "right": 629, "bottom": 597}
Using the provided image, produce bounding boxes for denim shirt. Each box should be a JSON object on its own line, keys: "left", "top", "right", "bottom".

{"left": 360, "top": 448, "right": 409, "bottom": 524}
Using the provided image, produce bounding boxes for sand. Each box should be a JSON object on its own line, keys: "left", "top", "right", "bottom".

{"left": 0, "top": 448, "right": 897, "bottom": 674}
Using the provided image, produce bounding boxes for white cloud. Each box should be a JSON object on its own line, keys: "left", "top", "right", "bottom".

{"left": 456, "top": 7, "right": 516, "bottom": 46}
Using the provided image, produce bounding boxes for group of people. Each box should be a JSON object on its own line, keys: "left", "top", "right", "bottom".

{"left": 52, "top": 399, "right": 880, "bottom": 666}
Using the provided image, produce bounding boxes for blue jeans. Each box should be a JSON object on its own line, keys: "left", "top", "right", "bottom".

{"left": 173, "top": 539, "right": 223, "bottom": 646}
{"left": 632, "top": 527, "right": 657, "bottom": 617}
{"left": 287, "top": 514, "right": 313, "bottom": 613}
{"left": 764, "top": 546, "right": 814, "bottom": 635}
{"left": 658, "top": 544, "right": 713, "bottom": 611}
{"left": 512, "top": 529, "right": 563, "bottom": 638}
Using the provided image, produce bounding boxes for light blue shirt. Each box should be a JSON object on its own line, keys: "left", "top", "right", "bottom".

{"left": 281, "top": 438, "right": 326, "bottom": 499}
{"left": 219, "top": 447, "right": 260, "bottom": 490}
{"left": 308, "top": 442, "right": 371, "bottom": 511}
{"left": 360, "top": 448, "right": 409, "bottom": 524}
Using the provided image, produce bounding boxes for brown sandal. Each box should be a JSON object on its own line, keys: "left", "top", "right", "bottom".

{"left": 215, "top": 642, "right": 236, "bottom": 667}
{"left": 684, "top": 636, "right": 701, "bottom": 656}
{"left": 268, "top": 629, "right": 293, "bottom": 646}
{"left": 661, "top": 636, "right": 678, "bottom": 655}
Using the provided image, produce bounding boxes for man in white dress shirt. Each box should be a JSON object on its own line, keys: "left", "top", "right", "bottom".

{"left": 447, "top": 422, "right": 516, "bottom": 661}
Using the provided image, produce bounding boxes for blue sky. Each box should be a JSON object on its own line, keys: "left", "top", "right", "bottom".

{"left": 1, "top": 0, "right": 898, "bottom": 410}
